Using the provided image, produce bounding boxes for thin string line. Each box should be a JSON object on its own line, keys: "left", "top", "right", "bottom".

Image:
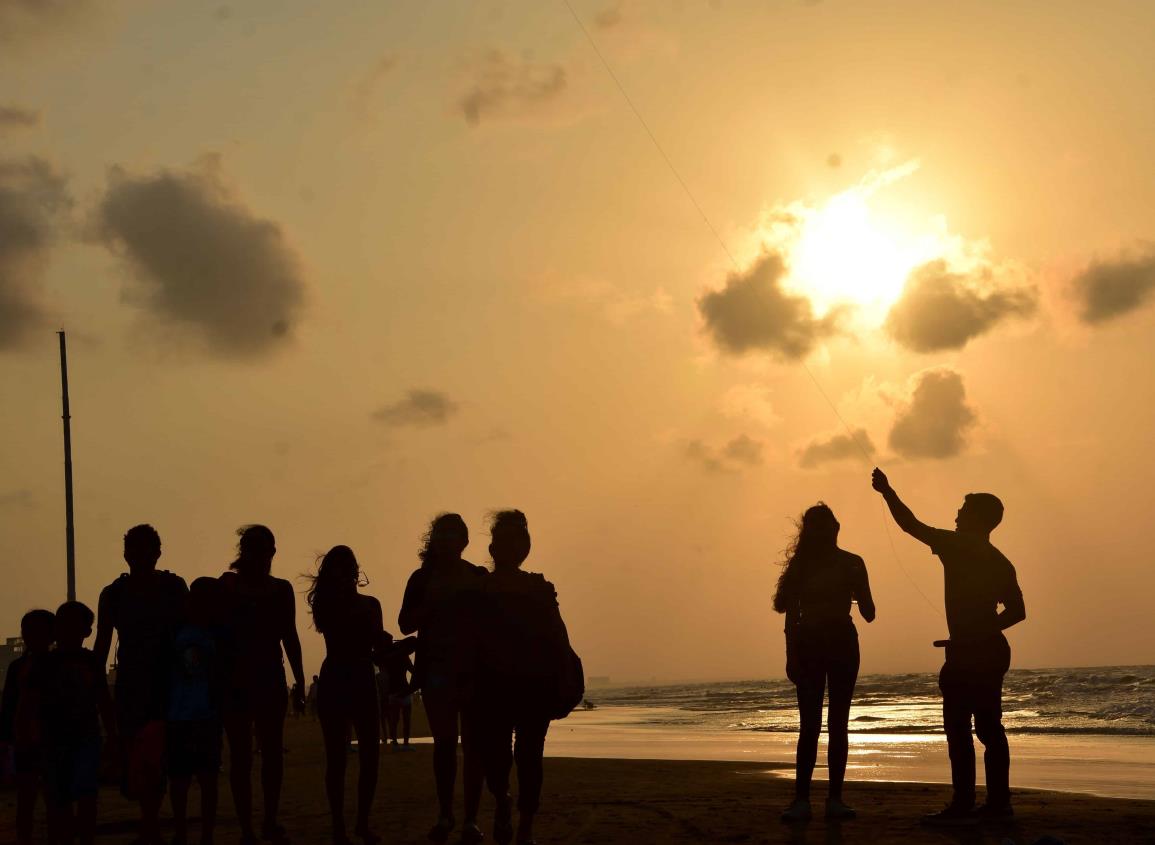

{"left": 562, "top": 0, "right": 941, "bottom": 617}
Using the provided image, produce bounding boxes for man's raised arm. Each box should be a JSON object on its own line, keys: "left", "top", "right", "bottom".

{"left": 872, "top": 468, "right": 938, "bottom": 546}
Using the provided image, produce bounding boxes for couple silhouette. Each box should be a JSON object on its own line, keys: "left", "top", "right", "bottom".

{"left": 775, "top": 469, "right": 1026, "bottom": 827}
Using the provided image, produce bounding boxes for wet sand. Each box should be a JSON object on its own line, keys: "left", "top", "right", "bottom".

{"left": 3, "top": 717, "right": 1153, "bottom": 843}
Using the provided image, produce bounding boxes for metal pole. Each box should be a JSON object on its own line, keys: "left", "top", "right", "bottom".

{"left": 59, "top": 331, "right": 76, "bottom": 602}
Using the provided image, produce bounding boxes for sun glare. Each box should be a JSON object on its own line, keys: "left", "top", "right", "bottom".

{"left": 772, "top": 165, "right": 949, "bottom": 325}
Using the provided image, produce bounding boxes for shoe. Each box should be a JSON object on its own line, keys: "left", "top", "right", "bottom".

{"left": 976, "top": 802, "right": 1014, "bottom": 822}
{"left": 428, "top": 816, "right": 455, "bottom": 843}
{"left": 921, "top": 804, "right": 977, "bottom": 826}
{"left": 780, "top": 799, "right": 812, "bottom": 823}
{"left": 825, "top": 798, "right": 857, "bottom": 820}
{"left": 459, "top": 822, "right": 484, "bottom": 844}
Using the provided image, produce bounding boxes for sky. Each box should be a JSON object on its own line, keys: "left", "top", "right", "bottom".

{"left": 2, "top": 0, "right": 1154, "bottom": 682}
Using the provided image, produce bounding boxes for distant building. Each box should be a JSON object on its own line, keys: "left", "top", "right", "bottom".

{"left": 588, "top": 675, "right": 611, "bottom": 688}
{"left": 0, "top": 636, "right": 24, "bottom": 688}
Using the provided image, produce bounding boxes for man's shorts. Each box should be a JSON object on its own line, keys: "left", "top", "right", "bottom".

{"left": 43, "top": 736, "right": 101, "bottom": 804}
{"left": 166, "top": 719, "right": 223, "bottom": 777}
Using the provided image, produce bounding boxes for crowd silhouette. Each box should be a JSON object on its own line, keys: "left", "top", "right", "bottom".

{"left": 0, "top": 470, "right": 1029, "bottom": 842}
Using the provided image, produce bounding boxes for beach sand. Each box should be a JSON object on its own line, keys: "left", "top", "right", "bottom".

{"left": 3, "top": 717, "right": 1153, "bottom": 844}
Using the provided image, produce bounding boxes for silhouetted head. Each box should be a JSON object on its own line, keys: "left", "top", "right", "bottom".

{"left": 956, "top": 493, "right": 1003, "bottom": 535}
{"left": 20, "top": 609, "right": 55, "bottom": 653}
{"left": 305, "top": 544, "right": 363, "bottom": 633}
{"left": 123, "top": 524, "right": 162, "bottom": 574}
{"left": 419, "top": 513, "right": 469, "bottom": 568}
{"left": 773, "top": 502, "right": 841, "bottom": 614}
{"left": 489, "top": 509, "right": 531, "bottom": 571}
{"left": 231, "top": 524, "right": 276, "bottom": 576}
{"left": 186, "top": 576, "right": 221, "bottom": 626}
{"left": 54, "top": 601, "right": 95, "bottom": 649}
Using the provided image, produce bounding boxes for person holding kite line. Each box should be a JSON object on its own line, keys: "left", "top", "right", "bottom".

{"left": 773, "top": 503, "right": 876, "bottom": 823}
{"left": 871, "top": 468, "right": 1025, "bottom": 826}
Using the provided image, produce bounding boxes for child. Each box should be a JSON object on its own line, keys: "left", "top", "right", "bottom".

{"left": 41, "top": 601, "right": 115, "bottom": 845}
{"left": 377, "top": 632, "right": 417, "bottom": 750}
{"left": 168, "top": 577, "right": 227, "bottom": 845}
{"left": 0, "top": 609, "right": 56, "bottom": 845}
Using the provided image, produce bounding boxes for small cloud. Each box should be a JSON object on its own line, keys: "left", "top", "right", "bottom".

{"left": 92, "top": 155, "right": 306, "bottom": 360}
{"left": 0, "top": 488, "right": 35, "bottom": 509}
{"left": 888, "top": 367, "right": 977, "bottom": 460}
{"left": 720, "top": 384, "right": 780, "bottom": 428}
{"left": 697, "top": 251, "right": 843, "bottom": 361}
{"left": 0, "top": 105, "right": 41, "bottom": 131}
{"left": 885, "top": 259, "right": 1037, "bottom": 352}
{"left": 684, "top": 435, "right": 764, "bottom": 473}
{"left": 1069, "top": 246, "right": 1155, "bottom": 325}
{"left": 0, "top": 0, "right": 93, "bottom": 43}
{"left": 722, "top": 434, "right": 763, "bottom": 466}
{"left": 595, "top": 2, "right": 624, "bottom": 29}
{"left": 826, "top": 152, "right": 842, "bottom": 169}
{"left": 373, "top": 389, "right": 460, "bottom": 428}
{"left": 797, "top": 429, "right": 874, "bottom": 469}
{"left": 0, "top": 155, "right": 70, "bottom": 351}
{"left": 684, "top": 439, "right": 725, "bottom": 473}
{"left": 458, "top": 50, "right": 568, "bottom": 127}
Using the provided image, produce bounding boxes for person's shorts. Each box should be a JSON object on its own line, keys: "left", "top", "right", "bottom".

{"left": 43, "top": 736, "right": 101, "bottom": 804}
{"left": 166, "top": 719, "right": 223, "bottom": 777}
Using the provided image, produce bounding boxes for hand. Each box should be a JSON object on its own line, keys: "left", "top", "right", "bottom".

{"left": 291, "top": 684, "right": 306, "bottom": 715}
{"left": 871, "top": 467, "right": 892, "bottom": 494}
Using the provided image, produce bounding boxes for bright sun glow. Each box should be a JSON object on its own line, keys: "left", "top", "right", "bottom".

{"left": 770, "top": 163, "right": 954, "bottom": 325}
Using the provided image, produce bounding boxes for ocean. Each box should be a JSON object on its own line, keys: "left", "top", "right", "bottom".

{"left": 541, "top": 666, "right": 1155, "bottom": 800}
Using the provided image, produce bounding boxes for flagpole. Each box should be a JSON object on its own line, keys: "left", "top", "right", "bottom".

{"left": 59, "top": 331, "right": 76, "bottom": 602}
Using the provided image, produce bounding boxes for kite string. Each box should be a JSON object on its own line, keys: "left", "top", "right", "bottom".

{"left": 562, "top": 0, "right": 941, "bottom": 617}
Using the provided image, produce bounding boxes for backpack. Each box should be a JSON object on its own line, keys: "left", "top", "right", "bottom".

{"left": 550, "top": 643, "right": 585, "bottom": 721}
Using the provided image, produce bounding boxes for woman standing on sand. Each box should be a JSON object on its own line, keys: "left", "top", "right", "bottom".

{"left": 398, "top": 514, "right": 488, "bottom": 842}
{"left": 475, "top": 510, "right": 574, "bottom": 845}
{"left": 773, "top": 503, "right": 876, "bottom": 823}
{"left": 307, "top": 545, "right": 411, "bottom": 845}
{"left": 219, "top": 525, "right": 307, "bottom": 844}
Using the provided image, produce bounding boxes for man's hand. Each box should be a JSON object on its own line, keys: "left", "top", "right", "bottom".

{"left": 871, "top": 467, "right": 892, "bottom": 494}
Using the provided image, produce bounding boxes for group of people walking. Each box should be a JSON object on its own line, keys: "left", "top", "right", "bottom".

{"left": 774, "top": 469, "right": 1026, "bottom": 827}
{"left": 1, "top": 510, "right": 579, "bottom": 845}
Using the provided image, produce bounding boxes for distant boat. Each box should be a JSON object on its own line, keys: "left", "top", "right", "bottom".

{"left": 581, "top": 698, "right": 597, "bottom": 710}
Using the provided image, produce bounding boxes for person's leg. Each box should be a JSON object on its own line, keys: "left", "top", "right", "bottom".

{"left": 14, "top": 769, "right": 38, "bottom": 845}
{"left": 401, "top": 701, "right": 412, "bottom": 745}
{"left": 422, "top": 689, "right": 460, "bottom": 825}
{"left": 461, "top": 700, "right": 485, "bottom": 831}
{"left": 171, "top": 775, "right": 192, "bottom": 844}
{"left": 512, "top": 713, "right": 550, "bottom": 844}
{"left": 825, "top": 637, "right": 861, "bottom": 803}
{"left": 384, "top": 699, "right": 399, "bottom": 744}
{"left": 198, "top": 768, "right": 219, "bottom": 845}
{"left": 255, "top": 689, "right": 288, "bottom": 838}
{"left": 224, "top": 711, "right": 256, "bottom": 841}
{"left": 940, "top": 660, "right": 977, "bottom": 811}
{"left": 482, "top": 704, "right": 515, "bottom": 845}
{"left": 319, "top": 706, "right": 350, "bottom": 843}
{"left": 76, "top": 796, "right": 97, "bottom": 845}
{"left": 793, "top": 675, "right": 825, "bottom": 802}
{"left": 974, "top": 639, "right": 1012, "bottom": 809}
{"left": 352, "top": 702, "right": 381, "bottom": 840}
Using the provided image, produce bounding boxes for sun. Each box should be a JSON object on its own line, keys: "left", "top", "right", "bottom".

{"left": 770, "top": 165, "right": 948, "bottom": 325}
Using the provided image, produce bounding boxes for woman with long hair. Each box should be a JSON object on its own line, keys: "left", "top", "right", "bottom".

{"left": 773, "top": 503, "right": 875, "bottom": 823}
{"left": 398, "top": 514, "right": 487, "bottom": 843}
{"left": 218, "top": 525, "right": 306, "bottom": 844}
{"left": 306, "top": 545, "right": 404, "bottom": 845}
{"left": 476, "top": 510, "right": 573, "bottom": 845}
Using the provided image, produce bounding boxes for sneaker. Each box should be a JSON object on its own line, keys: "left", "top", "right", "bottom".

{"left": 780, "top": 799, "right": 812, "bottom": 823}
{"left": 921, "top": 804, "right": 977, "bottom": 826}
{"left": 459, "top": 822, "right": 484, "bottom": 844}
{"left": 825, "top": 798, "right": 857, "bottom": 820}
{"left": 428, "top": 816, "right": 455, "bottom": 843}
{"left": 976, "top": 802, "right": 1014, "bottom": 822}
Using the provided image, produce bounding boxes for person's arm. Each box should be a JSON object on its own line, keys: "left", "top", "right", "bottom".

{"left": 278, "top": 580, "right": 306, "bottom": 711}
{"left": 94, "top": 657, "right": 117, "bottom": 744}
{"left": 997, "top": 564, "right": 1026, "bottom": 631}
{"left": 93, "top": 585, "right": 115, "bottom": 672}
{"left": 397, "top": 570, "right": 428, "bottom": 636}
{"left": 0, "top": 658, "right": 20, "bottom": 745}
{"left": 872, "top": 468, "right": 939, "bottom": 546}
{"left": 852, "top": 556, "right": 877, "bottom": 623}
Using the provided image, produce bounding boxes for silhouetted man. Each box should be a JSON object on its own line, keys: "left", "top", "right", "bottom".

{"left": 871, "top": 469, "right": 1025, "bottom": 826}
{"left": 94, "top": 524, "right": 188, "bottom": 844}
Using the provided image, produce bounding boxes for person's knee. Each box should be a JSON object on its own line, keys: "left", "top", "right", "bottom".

{"left": 973, "top": 713, "right": 1006, "bottom": 745}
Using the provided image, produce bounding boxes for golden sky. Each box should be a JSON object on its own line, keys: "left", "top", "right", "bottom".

{"left": 2, "top": 0, "right": 1154, "bottom": 681}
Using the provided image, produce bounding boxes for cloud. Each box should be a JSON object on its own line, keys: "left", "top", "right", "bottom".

{"left": 888, "top": 368, "right": 976, "bottom": 460}
{"left": 684, "top": 435, "right": 764, "bottom": 473}
{"left": 546, "top": 276, "right": 672, "bottom": 324}
{"left": 92, "top": 156, "right": 306, "bottom": 359}
{"left": 0, "top": 0, "right": 92, "bottom": 43}
{"left": 885, "top": 259, "right": 1037, "bottom": 352}
{"left": 1069, "top": 247, "right": 1155, "bottom": 325}
{"left": 720, "top": 384, "right": 780, "bottom": 427}
{"left": 0, "top": 488, "right": 35, "bottom": 509}
{"left": 0, "top": 156, "right": 69, "bottom": 351}
{"left": 373, "top": 389, "right": 460, "bottom": 428}
{"left": 458, "top": 50, "right": 567, "bottom": 127}
{"left": 797, "top": 429, "right": 874, "bottom": 469}
{"left": 595, "top": 2, "right": 624, "bottom": 29}
{"left": 697, "top": 251, "right": 842, "bottom": 360}
{"left": 352, "top": 54, "right": 398, "bottom": 119}
{"left": 0, "top": 105, "right": 41, "bottom": 131}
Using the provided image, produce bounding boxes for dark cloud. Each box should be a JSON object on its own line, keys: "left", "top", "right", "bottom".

{"left": 885, "top": 260, "right": 1037, "bottom": 353}
{"left": 1070, "top": 248, "right": 1155, "bottom": 325}
{"left": 888, "top": 368, "right": 976, "bottom": 460}
{"left": 595, "top": 2, "right": 623, "bottom": 29}
{"left": 373, "top": 389, "right": 460, "bottom": 428}
{"left": 685, "top": 435, "right": 764, "bottom": 473}
{"left": 0, "top": 488, "right": 35, "bottom": 509}
{"left": 0, "top": 156, "right": 69, "bottom": 350}
{"left": 458, "top": 50, "right": 567, "bottom": 127}
{"left": 93, "top": 157, "right": 306, "bottom": 359}
{"left": 698, "top": 251, "right": 842, "bottom": 360}
{"left": 0, "top": 105, "right": 41, "bottom": 130}
{"left": 797, "top": 429, "right": 874, "bottom": 469}
{"left": 0, "top": 0, "right": 91, "bottom": 43}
